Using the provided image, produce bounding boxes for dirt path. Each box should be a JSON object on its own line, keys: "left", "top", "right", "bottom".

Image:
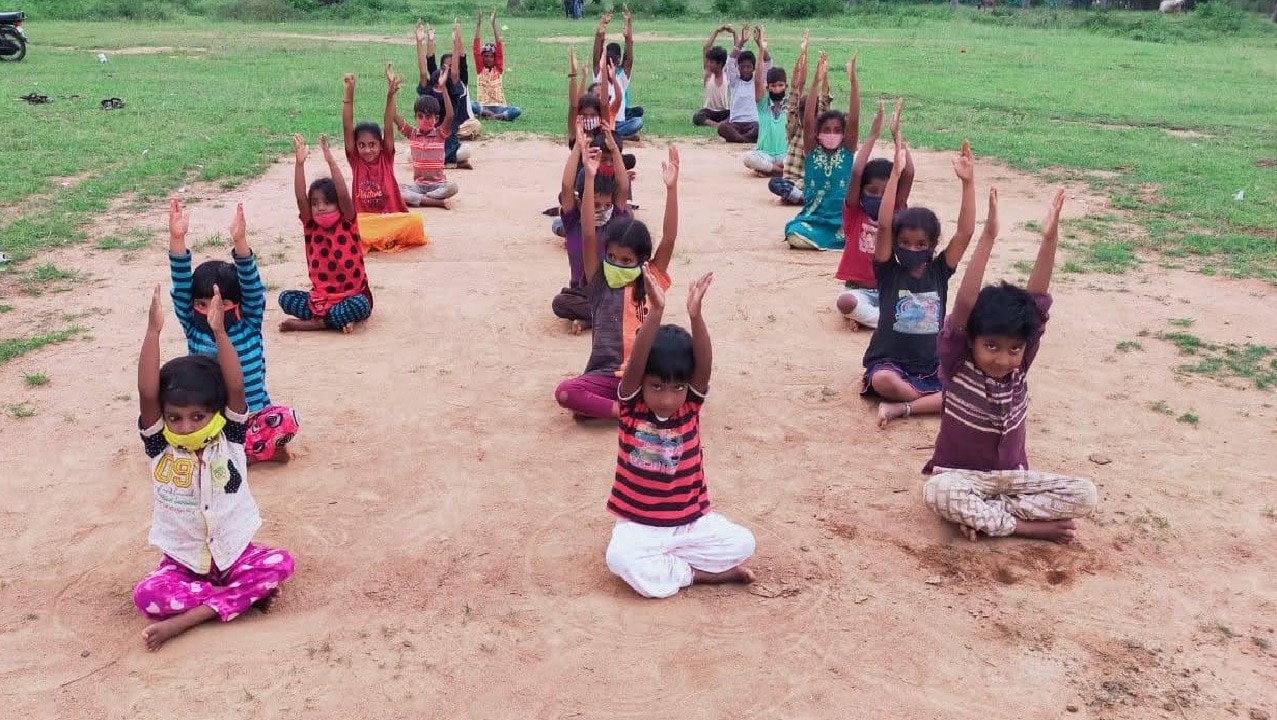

{"left": 0, "top": 139, "right": 1273, "bottom": 720}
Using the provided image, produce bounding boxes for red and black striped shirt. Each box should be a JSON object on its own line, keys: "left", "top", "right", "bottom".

{"left": 607, "top": 388, "right": 712, "bottom": 527}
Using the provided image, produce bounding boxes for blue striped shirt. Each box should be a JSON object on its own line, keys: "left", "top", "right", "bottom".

{"left": 170, "top": 251, "right": 271, "bottom": 412}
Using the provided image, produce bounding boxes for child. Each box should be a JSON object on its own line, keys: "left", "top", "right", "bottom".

{"left": 835, "top": 98, "right": 914, "bottom": 329}
{"left": 472, "top": 10, "right": 521, "bottom": 122}
{"left": 718, "top": 23, "right": 770, "bottom": 145}
{"left": 863, "top": 135, "right": 977, "bottom": 427}
{"left": 133, "top": 283, "right": 294, "bottom": 651}
{"left": 415, "top": 19, "right": 476, "bottom": 167}
{"left": 554, "top": 140, "right": 681, "bottom": 420}
{"left": 396, "top": 76, "right": 459, "bottom": 209}
{"left": 922, "top": 188, "right": 1098, "bottom": 544}
{"left": 604, "top": 270, "right": 756, "bottom": 598}
{"left": 167, "top": 199, "right": 299, "bottom": 465}
{"left": 592, "top": 8, "right": 642, "bottom": 139}
{"left": 279, "top": 134, "right": 374, "bottom": 333}
{"left": 740, "top": 28, "right": 789, "bottom": 177}
{"left": 692, "top": 24, "right": 733, "bottom": 127}
{"left": 768, "top": 31, "right": 830, "bottom": 206}
{"left": 783, "top": 52, "right": 860, "bottom": 251}
{"left": 341, "top": 66, "right": 427, "bottom": 253}
{"left": 552, "top": 124, "right": 631, "bottom": 331}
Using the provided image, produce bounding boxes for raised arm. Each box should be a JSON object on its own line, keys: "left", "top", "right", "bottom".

{"left": 756, "top": 25, "right": 771, "bottom": 65}
{"left": 604, "top": 130, "right": 630, "bottom": 209}
{"left": 567, "top": 47, "right": 580, "bottom": 140}
{"left": 139, "top": 285, "right": 164, "bottom": 428}
{"left": 560, "top": 123, "right": 586, "bottom": 213}
{"left": 1027, "top": 189, "right": 1065, "bottom": 294}
{"left": 844, "top": 54, "right": 860, "bottom": 152}
{"left": 651, "top": 146, "right": 680, "bottom": 272}
{"left": 438, "top": 74, "right": 455, "bottom": 135}
{"left": 580, "top": 144, "right": 604, "bottom": 281}
{"left": 889, "top": 100, "right": 914, "bottom": 206}
{"left": 803, "top": 52, "right": 826, "bottom": 154}
{"left": 384, "top": 64, "right": 400, "bottom": 156}
{"left": 491, "top": 10, "right": 504, "bottom": 73}
{"left": 319, "top": 134, "right": 355, "bottom": 221}
{"left": 342, "top": 73, "right": 357, "bottom": 155}
{"left": 793, "top": 30, "right": 809, "bottom": 94}
{"left": 621, "top": 4, "right": 634, "bottom": 77}
{"left": 229, "top": 203, "right": 264, "bottom": 329}
{"left": 450, "top": 20, "right": 463, "bottom": 85}
{"left": 753, "top": 28, "right": 768, "bottom": 103}
{"left": 951, "top": 187, "right": 999, "bottom": 330}
{"left": 415, "top": 20, "right": 430, "bottom": 87}
{"left": 703, "top": 25, "right": 727, "bottom": 74}
{"left": 942, "top": 140, "right": 977, "bottom": 270}
{"left": 592, "top": 11, "right": 611, "bottom": 71}
{"left": 292, "top": 134, "right": 310, "bottom": 222}
{"left": 205, "top": 283, "right": 246, "bottom": 415}
{"left": 848, "top": 100, "right": 884, "bottom": 201}
{"left": 474, "top": 9, "right": 483, "bottom": 51}
{"left": 687, "top": 273, "right": 714, "bottom": 395}
{"left": 875, "top": 135, "right": 907, "bottom": 263}
{"left": 166, "top": 197, "right": 194, "bottom": 325}
{"left": 618, "top": 267, "right": 666, "bottom": 399}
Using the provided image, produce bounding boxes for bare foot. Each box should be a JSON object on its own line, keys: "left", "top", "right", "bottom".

{"left": 877, "top": 401, "right": 911, "bottom": 428}
{"left": 692, "top": 566, "right": 756, "bottom": 586}
{"left": 141, "top": 605, "right": 217, "bottom": 651}
{"left": 340, "top": 322, "right": 354, "bottom": 334}
{"left": 253, "top": 588, "right": 280, "bottom": 613}
{"left": 571, "top": 319, "right": 585, "bottom": 335}
{"left": 1013, "top": 519, "right": 1079, "bottom": 544}
{"left": 279, "top": 318, "right": 326, "bottom": 333}
{"left": 958, "top": 523, "right": 980, "bottom": 542}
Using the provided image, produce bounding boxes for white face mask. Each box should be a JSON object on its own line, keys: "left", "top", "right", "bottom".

{"left": 593, "top": 205, "right": 614, "bottom": 227}
{"left": 581, "top": 116, "right": 601, "bottom": 132}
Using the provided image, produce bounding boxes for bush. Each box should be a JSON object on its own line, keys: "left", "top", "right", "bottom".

{"left": 1192, "top": 0, "right": 1246, "bottom": 33}
{"left": 712, "top": 0, "right": 744, "bottom": 14}
{"left": 748, "top": 0, "right": 844, "bottom": 19}
{"left": 628, "top": 0, "right": 691, "bottom": 17}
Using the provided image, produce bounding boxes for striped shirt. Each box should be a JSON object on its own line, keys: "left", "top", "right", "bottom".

{"left": 170, "top": 251, "right": 271, "bottom": 412}
{"left": 925, "top": 293, "right": 1053, "bottom": 474}
{"left": 782, "top": 90, "right": 830, "bottom": 184}
{"left": 397, "top": 120, "right": 447, "bottom": 184}
{"left": 608, "top": 387, "right": 712, "bottom": 527}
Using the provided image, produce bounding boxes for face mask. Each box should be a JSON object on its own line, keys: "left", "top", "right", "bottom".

{"left": 163, "top": 412, "right": 227, "bottom": 452}
{"left": 602, "top": 260, "right": 642, "bottom": 289}
{"left": 817, "top": 133, "right": 842, "bottom": 151}
{"left": 313, "top": 211, "right": 341, "bottom": 229}
{"left": 593, "top": 205, "right": 614, "bottom": 227}
{"left": 417, "top": 118, "right": 437, "bottom": 133}
{"left": 581, "top": 116, "right": 600, "bottom": 132}
{"left": 861, "top": 195, "right": 883, "bottom": 219}
{"left": 769, "top": 91, "right": 785, "bottom": 102}
{"left": 895, "top": 247, "right": 934, "bottom": 270}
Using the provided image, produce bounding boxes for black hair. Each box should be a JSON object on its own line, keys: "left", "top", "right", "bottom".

{"left": 589, "top": 130, "right": 624, "bottom": 153}
{"left": 440, "top": 52, "right": 453, "bottom": 67}
{"left": 191, "top": 260, "right": 242, "bottom": 304}
{"left": 892, "top": 207, "right": 942, "bottom": 246}
{"left": 815, "top": 109, "right": 846, "bottom": 133}
{"left": 606, "top": 42, "right": 622, "bottom": 60}
{"left": 738, "top": 50, "right": 756, "bottom": 67}
{"left": 413, "top": 94, "right": 441, "bottom": 118}
{"left": 862, "top": 158, "right": 893, "bottom": 188}
{"left": 706, "top": 46, "right": 728, "bottom": 66}
{"left": 645, "top": 324, "right": 695, "bottom": 383}
{"left": 158, "top": 355, "right": 227, "bottom": 412}
{"left": 308, "top": 177, "right": 338, "bottom": 207}
{"left": 600, "top": 217, "right": 654, "bottom": 306}
{"left": 577, "top": 93, "right": 601, "bottom": 114}
{"left": 353, "top": 121, "right": 382, "bottom": 143}
{"left": 766, "top": 66, "right": 787, "bottom": 84}
{"left": 574, "top": 168, "right": 617, "bottom": 199}
{"left": 967, "top": 281, "right": 1041, "bottom": 341}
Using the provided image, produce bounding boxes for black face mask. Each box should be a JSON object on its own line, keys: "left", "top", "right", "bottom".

{"left": 895, "top": 247, "right": 934, "bottom": 271}
{"left": 861, "top": 195, "right": 883, "bottom": 220}
{"left": 769, "top": 91, "right": 785, "bottom": 102}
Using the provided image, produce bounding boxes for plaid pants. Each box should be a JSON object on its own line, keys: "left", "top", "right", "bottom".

{"left": 923, "top": 468, "right": 1098, "bottom": 537}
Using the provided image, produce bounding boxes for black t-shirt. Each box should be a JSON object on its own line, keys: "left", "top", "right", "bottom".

{"left": 419, "top": 54, "right": 471, "bottom": 128}
{"left": 862, "top": 255, "right": 956, "bottom": 375}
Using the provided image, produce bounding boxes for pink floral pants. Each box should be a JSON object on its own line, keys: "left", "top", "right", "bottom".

{"left": 133, "top": 543, "right": 295, "bottom": 622}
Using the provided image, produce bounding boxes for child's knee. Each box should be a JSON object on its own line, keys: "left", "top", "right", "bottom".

{"left": 1072, "top": 478, "right": 1100, "bottom": 517}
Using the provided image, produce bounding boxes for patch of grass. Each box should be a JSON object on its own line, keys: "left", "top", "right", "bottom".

{"left": 1022, "top": 220, "right": 1041, "bottom": 232}
{"left": 1153, "top": 331, "right": 1277, "bottom": 389}
{"left": 1149, "top": 400, "right": 1174, "bottom": 415}
{"left": 21, "top": 264, "right": 84, "bottom": 295}
{"left": 8, "top": 403, "right": 36, "bottom": 419}
{"left": 1011, "top": 259, "right": 1034, "bottom": 275}
{"left": 1116, "top": 340, "right": 1143, "bottom": 352}
{"left": 0, "top": 327, "right": 82, "bottom": 365}
{"left": 1169, "top": 317, "right": 1196, "bottom": 327}
{"left": 1176, "top": 411, "right": 1200, "bottom": 426}
{"left": 0, "top": 305, "right": 12, "bottom": 313}
{"left": 96, "top": 232, "right": 151, "bottom": 251}
{"left": 1084, "top": 240, "right": 1139, "bottom": 274}
{"left": 22, "top": 372, "right": 50, "bottom": 387}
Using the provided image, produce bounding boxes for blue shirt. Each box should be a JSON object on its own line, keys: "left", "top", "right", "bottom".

{"left": 170, "top": 251, "right": 271, "bottom": 412}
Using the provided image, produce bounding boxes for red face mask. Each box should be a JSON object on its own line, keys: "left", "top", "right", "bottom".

{"left": 313, "top": 211, "right": 342, "bottom": 229}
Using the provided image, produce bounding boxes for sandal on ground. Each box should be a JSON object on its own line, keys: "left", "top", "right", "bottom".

{"left": 100, "top": 97, "right": 125, "bottom": 110}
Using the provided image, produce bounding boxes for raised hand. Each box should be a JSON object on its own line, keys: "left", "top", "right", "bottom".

{"left": 599, "top": 11, "right": 613, "bottom": 29}
{"left": 147, "top": 283, "right": 164, "bottom": 334}
{"left": 343, "top": 73, "right": 355, "bottom": 94}
{"left": 569, "top": 45, "right": 579, "bottom": 74}
{"left": 293, "top": 133, "right": 307, "bottom": 163}
{"left": 983, "top": 187, "right": 1000, "bottom": 240}
{"left": 168, "top": 196, "right": 189, "bottom": 242}
{"left": 583, "top": 147, "right": 602, "bottom": 176}
{"left": 890, "top": 98, "right": 904, "bottom": 141}
{"left": 953, "top": 139, "right": 974, "bottom": 183}
{"left": 387, "top": 65, "right": 402, "bottom": 94}
{"left": 574, "top": 116, "right": 589, "bottom": 147}
{"left": 846, "top": 52, "right": 857, "bottom": 77}
{"left": 415, "top": 19, "right": 426, "bottom": 43}
{"left": 816, "top": 50, "right": 828, "bottom": 74}
{"left": 426, "top": 23, "right": 435, "bottom": 44}
{"left": 895, "top": 138, "right": 908, "bottom": 169}
{"left": 687, "top": 272, "right": 713, "bottom": 320}
{"left": 753, "top": 25, "right": 763, "bottom": 45}
{"left": 644, "top": 264, "right": 666, "bottom": 312}
{"left": 661, "top": 146, "right": 680, "bottom": 187}
{"left": 230, "top": 202, "right": 246, "bottom": 247}
{"left": 318, "top": 133, "right": 333, "bottom": 159}
{"left": 1043, "top": 188, "right": 1065, "bottom": 241}
{"left": 490, "top": 9, "right": 498, "bottom": 25}
{"left": 800, "top": 29, "right": 810, "bottom": 54}
{"left": 452, "top": 18, "right": 461, "bottom": 39}
{"left": 206, "top": 284, "right": 225, "bottom": 335}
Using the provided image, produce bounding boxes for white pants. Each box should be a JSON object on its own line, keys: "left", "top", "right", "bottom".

{"left": 838, "top": 287, "right": 880, "bottom": 328}
{"left": 606, "top": 513, "right": 755, "bottom": 599}
{"left": 742, "top": 151, "right": 784, "bottom": 176}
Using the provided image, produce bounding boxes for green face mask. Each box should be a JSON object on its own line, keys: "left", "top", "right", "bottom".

{"left": 602, "top": 260, "right": 642, "bottom": 289}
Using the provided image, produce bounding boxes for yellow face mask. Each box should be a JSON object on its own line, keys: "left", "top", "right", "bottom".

{"left": 163, "top": 412, "right": 226, "bottom": 452}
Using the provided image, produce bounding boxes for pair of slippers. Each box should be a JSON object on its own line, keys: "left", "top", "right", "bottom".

{"left": 16, "top": 94, "right": 124, "bottom": 109}
{"left": 100, "top": 97, "right": 125, "bottom": 110}
{"left": 19, "top": 93, "right": 48, "bottom": 104}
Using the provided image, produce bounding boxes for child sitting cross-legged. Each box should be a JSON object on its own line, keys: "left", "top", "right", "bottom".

{"left": 472, "top": 10, "right": 521, "bottom": 122}
{"left": 692, "top": 24, "right": 733, "bottom": 127}
{"left": 922, "top": 189, "right": 1098, "bottom": 544}
{"left": 396, "top": 76, "right": 459, "bottom": 209}
{"left": 604, "top": 270, "right": 757, "bottom": 598}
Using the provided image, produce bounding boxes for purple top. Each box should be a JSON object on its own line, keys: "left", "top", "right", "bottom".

{"left": 563, "top": 207, "right": 631, "bottom": 289}
{"left": 924, "top": 293, "right": 1053, "bottom": 474}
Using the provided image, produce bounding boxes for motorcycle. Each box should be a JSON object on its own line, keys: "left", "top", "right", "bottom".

{"left": 0, "top": 10, "right": 27, "bottom": 62}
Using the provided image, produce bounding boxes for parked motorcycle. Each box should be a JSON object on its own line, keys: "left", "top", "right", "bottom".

{"left": 0, "top": 11, "right": 27, "bottom": 62}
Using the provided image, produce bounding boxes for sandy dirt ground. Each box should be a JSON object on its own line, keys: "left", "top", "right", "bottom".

{"left": 0, "top": 138, "right": 1274, "bottom": 720}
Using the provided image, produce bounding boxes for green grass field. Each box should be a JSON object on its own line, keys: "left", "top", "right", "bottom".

{"left": 1, "top": 5, "right": 1275, "bottom": 281}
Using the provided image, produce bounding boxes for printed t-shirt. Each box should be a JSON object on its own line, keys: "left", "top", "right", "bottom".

{"left": 584, "top": 264, "right": 672, "bottom": 377}
{"left": 302, "top": 215, "right": 373, "bottom": 317}
{"left": 608, "top": 387, "right": 712, "bottom": 527}
{"left": 925, "top": 293, "right": 1053, "bottom": 474}
{"left": 474, "top": 38, "right": 507, "bottom": 106}
{"left": 862, "top": 255, "right": 955, "bottom": 375}
{"left": 346, "top": 146, "right": 409, "bottom": 215}
{"left": 141, "top": 407, "right": 260, "bottom": 573}
{"left": 836, "top": 197, "right": 908, "bottom": 288}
